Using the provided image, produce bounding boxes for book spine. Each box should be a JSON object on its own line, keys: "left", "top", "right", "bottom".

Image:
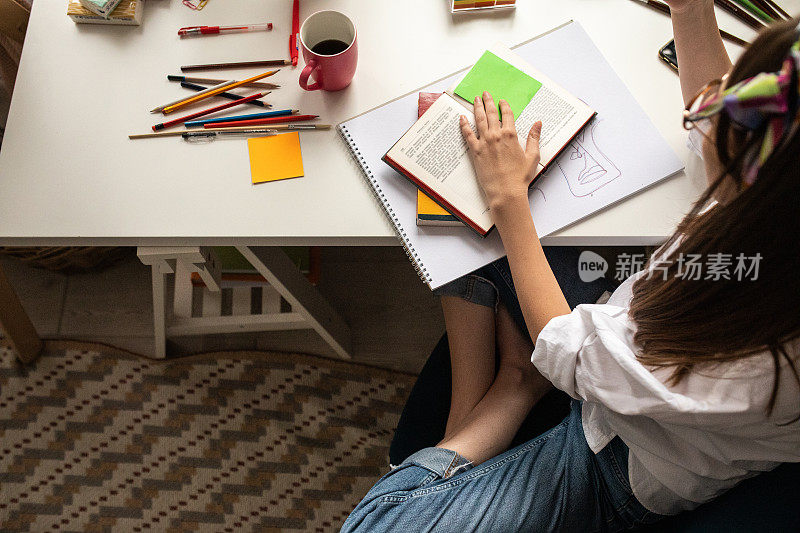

{"left": 337, "top": 123, "right": 433, "bottom": 287}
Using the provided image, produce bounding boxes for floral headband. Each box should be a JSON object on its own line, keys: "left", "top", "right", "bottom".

{"left": 684, "top": 31, "right": 800, "bottom": 186}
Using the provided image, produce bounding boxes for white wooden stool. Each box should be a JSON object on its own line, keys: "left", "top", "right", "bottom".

{"left": 137, "top": 246, "right": 351, "bottom": 360}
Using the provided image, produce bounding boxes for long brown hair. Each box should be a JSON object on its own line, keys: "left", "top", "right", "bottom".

{"left": 629, "top": 19, "right": 800, "bottom": 418}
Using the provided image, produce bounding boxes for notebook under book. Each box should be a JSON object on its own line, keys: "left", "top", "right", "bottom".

{"left": 385, "top": 44, "right": 596, "bottom": 236}
{"left": 337, "top": 21, "right": 684, "bottom": 290}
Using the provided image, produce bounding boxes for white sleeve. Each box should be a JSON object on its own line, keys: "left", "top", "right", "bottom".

{"left": 530, "top": 304, "right": 764, "bottom": 422}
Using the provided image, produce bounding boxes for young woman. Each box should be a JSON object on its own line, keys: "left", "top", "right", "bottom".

{"left": 342, "top": 1, "right": 800, "bottom": 531}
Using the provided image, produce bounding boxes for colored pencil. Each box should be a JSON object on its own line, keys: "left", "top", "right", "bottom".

{"left": 749, "top": 0, "right": 784, "bottom": 19}
{"left": 150, "top": 80, "right": 233, "bottom": 113}
{"left": 763, "top": 0, "right": 790, "bottom": 19}
{"left": 167, "top": 75, "right": 280, "bottom": 89}
{"left": 181, "top": 81, "right": 271, "bottom": 108}
{"left": 153, "top": 92, "right": 269, "bottom": 131}
{"left": 209, "top": 124, "right": 330, "bottom": 132}
{"left": 714, "top": 0, "right": 766, "bottom": 30}
{"left": 181, "top": 59, "right": 292, "bottom": 72}
{"left": 184, "top": 109, "right": 299, "bottom": 127}
{"left": 129, "top": 124, "right": 331, "bottom": 139}
{"left": 731, "top": 0, "right": 773, "bottom": 22}
{"left": 203, "top": 114, "right": 319, "bottom": 128}
{"left": 162, "top": 70, "right": 279, "bottom": 114}
{"left": 630, "top": 0, "right": 750, "bottom": 47}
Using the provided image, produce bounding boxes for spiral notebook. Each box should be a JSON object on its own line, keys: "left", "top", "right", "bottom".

{"left": 338, "top": 21, "right": 683, "bottom": 289}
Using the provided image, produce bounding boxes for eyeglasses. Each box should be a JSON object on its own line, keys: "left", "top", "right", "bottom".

{"left": 683, "top": 77, "right": 724, "bottom": 134}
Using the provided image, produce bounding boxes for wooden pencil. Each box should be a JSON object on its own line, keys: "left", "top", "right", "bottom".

{"left": 150, "top": 80, "right": 233, "bottom": 113}
{"left": 749, "top": 0, "right": 783, "bottom": 19}
{"left": 715, "top": 0, "right": 767, "bottom": 30}
{"left": 181, "top": 59, "right": 292, "bottom": 72}
{"left": 167, "top": 75, "right": 280, "bottom": 89}
{"left": 763, "top": 0, "right": 790, "bottom": 19}
{"left": 153, "top": 92, "right": 269, "bottom": 131}
{"left": 630, "top": 0, "right": 750, "bottom": 47}
{"left": 162, "top": 70, "right": 279, "bottom": 114}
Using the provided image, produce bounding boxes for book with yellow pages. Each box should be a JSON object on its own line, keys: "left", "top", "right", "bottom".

{"left": 414, "top": 92, "right": 461, "bottom": 226}
{"left": 383, "top": 44, "right": 595, "bottom": 236}
{"left": 417, "top": 189, "right": 460, "bottom": 226}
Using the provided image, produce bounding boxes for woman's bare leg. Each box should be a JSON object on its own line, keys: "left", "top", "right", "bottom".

{"left": 437, "top": 304, "right": 552, "bottom": 464}
{"left": 441, "top": 296, "right": 496, "bottom": 439}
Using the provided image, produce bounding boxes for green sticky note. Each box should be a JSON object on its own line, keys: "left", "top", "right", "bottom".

{"left": 454, "top": 51, "right": 542, "bottom": 119}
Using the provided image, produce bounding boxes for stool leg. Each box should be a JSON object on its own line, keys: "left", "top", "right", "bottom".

{"left": 0, "top": 263, "right": 43, "bottom": 363}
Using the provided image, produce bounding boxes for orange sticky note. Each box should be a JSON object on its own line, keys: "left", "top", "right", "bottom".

{"left": 247, "top": 132, "right": 304, "bottom": 184}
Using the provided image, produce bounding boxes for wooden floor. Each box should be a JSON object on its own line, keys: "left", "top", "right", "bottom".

{"left": 0, "top": 247, "right": 446, "bottom": 374}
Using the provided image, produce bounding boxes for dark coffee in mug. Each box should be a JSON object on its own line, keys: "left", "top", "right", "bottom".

{"left": 311, "top": 39, "right": 350, "bottom": 56}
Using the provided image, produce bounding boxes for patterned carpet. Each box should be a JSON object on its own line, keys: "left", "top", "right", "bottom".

{"left": 0, "top": 341, "right": 414, "bottom": 532}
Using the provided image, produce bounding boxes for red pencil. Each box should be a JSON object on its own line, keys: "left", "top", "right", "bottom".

{"left": 152, "top": 92, "right": 269, "bottom": 131}
{"left": 203, "top": 114, "right": 318, "bottom": 128}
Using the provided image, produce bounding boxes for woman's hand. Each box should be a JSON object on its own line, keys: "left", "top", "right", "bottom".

{"left": 460, "top": 92, "right": 542, "bottom": 213}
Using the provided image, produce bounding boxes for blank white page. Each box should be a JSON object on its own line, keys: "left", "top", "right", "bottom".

{"left": 339, "top": 21, "right": 684, "bottom": 289}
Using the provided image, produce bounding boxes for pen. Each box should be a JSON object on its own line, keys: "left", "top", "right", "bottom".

{"left": 179, "top": 23, "right": 273, "bottom": 37}
{"left": 167, "top": 75, "right": 280, "bottom": 89}
{"left": 129, "top": 124, "right": 331, "bottom": 139}
{"left": 180, "top": 81, "right": 271, "bottom": 108}
{"left": 182, "top": 130, "right": 278, "bottom": 141}
{"left": 290, "top": 0, "right": 300, "bottom": 66}
{"left": 153, "top": 92, "right": 269, "bottom": 131}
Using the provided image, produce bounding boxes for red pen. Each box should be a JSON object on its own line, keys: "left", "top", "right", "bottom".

{"left": 153, "top": 92, "right": 269, "bottom": 131}
{"left": 204, "top": 114, "right": 318, "bottom": 128}
{"left": 290, "top": 0, "right": 300, "bottom": 66}
{"left": 179, "top": 23, "right": 273, "bottom": 37}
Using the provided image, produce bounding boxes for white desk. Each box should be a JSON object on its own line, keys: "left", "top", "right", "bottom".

{"left": 0, "top": 0, "right": 765, "bottom": 247}
{"left": 0, "top": 0, "right": 770, "bottom": 359}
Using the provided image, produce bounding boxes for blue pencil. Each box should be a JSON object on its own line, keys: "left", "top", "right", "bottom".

{"left": 184, "top": 109, "right": 299, "bottom": 128}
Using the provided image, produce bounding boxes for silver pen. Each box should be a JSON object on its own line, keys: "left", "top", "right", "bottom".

{"left": 181, "top": 129, "right": 278, "bottom": 142}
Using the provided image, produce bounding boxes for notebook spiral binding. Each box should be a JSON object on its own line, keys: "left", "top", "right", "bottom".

{"left": 337, "top": 124, "right": 433, "bottom": 286}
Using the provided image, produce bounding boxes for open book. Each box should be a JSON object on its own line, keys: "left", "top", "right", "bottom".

{"left": 382, "top": 44, "right": 595, "bottom": 236}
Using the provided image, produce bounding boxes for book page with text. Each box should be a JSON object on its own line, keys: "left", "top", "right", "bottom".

{"left": 448, "top": 44, "right": 594, "bottom": 167}
{"left": 386, "top": 94, "right": 493, "bottom": 231}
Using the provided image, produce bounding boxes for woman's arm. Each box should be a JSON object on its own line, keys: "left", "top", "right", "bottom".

{"left": 460, "top": 93, "right": 570, "bottom": 343}
{"left": 667, "top": 0, "right": 732, "bottom": 104}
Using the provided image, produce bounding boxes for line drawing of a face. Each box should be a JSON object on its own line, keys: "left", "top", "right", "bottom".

{"left": 554, "top": 119, "right": 621, "bottom": 197}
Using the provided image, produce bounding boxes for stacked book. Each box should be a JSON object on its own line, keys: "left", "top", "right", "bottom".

{"left": 67, "top": 0, "right": 143, "bottom": 25}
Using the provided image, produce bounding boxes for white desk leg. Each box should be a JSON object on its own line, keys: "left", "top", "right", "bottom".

{"left": 150, "top": 262, "right": 170, "bottom": 359}
{"left": 236, "top": 246, "right": 352, "bottom": 359}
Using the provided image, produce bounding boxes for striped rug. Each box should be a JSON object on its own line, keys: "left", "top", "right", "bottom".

{"left": 0, "top": 341, "right": 414, "bottom": 532}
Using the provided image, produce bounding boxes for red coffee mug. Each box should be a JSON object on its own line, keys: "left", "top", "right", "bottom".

{"left": 298, "top": 11, "right": 358, "bottom": 92}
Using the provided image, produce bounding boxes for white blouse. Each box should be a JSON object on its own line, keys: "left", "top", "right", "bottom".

{"left": 531, "top": 272, "right": 800, "bottom": 515}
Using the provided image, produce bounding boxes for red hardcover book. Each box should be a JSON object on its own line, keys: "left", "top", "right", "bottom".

{"left": 382, "top": 46, "right": 595, "bottom": 237}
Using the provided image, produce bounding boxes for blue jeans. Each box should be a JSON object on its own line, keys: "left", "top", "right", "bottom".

{"left": 342, "top": 401, "right": 660, "bottom": 532}
{"left": 342, "top": 249, "right": 662, "bottom": 532}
